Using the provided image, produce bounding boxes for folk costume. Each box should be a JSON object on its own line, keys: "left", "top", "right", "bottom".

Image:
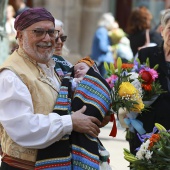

{"left": 0, "top": 8, "right": 73, "bottom": 170}
{"left": 35, "top": 57, "right": 112, "bottom": 170}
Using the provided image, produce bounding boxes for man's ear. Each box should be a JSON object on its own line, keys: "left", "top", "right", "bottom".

{"left": 17, "top": 31, "right": 23, "bottom": 41}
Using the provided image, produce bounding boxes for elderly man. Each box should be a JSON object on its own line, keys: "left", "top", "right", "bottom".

{"left": 0, "top": 7, "right": 101, "bottom": 170}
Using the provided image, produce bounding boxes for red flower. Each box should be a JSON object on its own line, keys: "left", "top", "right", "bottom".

{"left": 142, "top": 84, "right": 152, "bottom": 91}
{"left": 140, "top": 70, "right": 154, "bottom": 84}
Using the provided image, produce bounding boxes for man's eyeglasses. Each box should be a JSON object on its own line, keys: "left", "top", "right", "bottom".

{"left": 55, "top": 35, "right": 67, "bottom": 43}
{"left": 25, "top": 29, "right": 60, "bottom": 39}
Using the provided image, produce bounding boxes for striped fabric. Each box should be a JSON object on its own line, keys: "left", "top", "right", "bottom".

{"left": 2, "top": 154, "right": 35, "bottom": 170}
{"left": 52, "top": 55, "right": 72, "bottom": 78}
{"left": 35, "top": 66, "right": 111, "bottom": 170}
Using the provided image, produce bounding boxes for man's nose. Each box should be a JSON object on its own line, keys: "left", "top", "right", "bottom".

{"left": 43, "top": 33, "right": 51, "bottom": 41}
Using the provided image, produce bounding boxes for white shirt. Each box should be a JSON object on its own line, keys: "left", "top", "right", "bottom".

{"left": 0, "top": 59, "right": 73, "bottom": 149}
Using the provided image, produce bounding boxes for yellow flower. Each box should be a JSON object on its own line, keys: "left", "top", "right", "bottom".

{"left": 131, "top": 98, "right": 145, "bottom": 113}
{"left": 118, "top": 82, "right": 145, "bottom": 113}
{"left": 118, "top": 82, "right": 137, "bottom": 97}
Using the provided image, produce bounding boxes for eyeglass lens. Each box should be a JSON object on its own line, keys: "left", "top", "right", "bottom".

{"left": 55, "top": 35, "right": 67, "bottom": 42}
{"left": 32, "top": 29, "right": 59, "bottom": 38}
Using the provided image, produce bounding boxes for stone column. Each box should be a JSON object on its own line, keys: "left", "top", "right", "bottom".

{"left": 80, "top": 0, "right": 110, "bottom": 57}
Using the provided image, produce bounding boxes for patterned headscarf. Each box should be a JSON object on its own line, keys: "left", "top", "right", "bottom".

{"left": 76, "top": 56, "right": 95, "bottom": 67}
{"left": 14, "top": 7, "right": 54, "bottom": 31}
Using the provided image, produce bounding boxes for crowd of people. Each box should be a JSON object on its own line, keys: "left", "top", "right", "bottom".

{"left": 0, "top": 2, "right": 169, "bottom": 170}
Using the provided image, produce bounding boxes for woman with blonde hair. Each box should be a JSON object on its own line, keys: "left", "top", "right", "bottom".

{"left": 52, "top": 19, "right": 72, "bottom": 79}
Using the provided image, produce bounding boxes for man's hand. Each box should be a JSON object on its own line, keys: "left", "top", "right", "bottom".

{"left": 71, "top": 106, "right": 101, "bottom": 137}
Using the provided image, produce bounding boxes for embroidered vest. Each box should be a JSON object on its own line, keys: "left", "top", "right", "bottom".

{"left": 0, "top": 49, "right": 59, "bottom": 162}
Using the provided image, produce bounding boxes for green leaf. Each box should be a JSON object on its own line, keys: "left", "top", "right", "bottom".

{"left": 117, "top": 57, "right": 122, "bottom": 75}
{"left": 110, "top": 63, "right": 115, "bottom": 74}
{"left": 104, "top": 61, "right": 109, "bottom": 71}
{"left": 146, "top": 57, "right": 150, "bottom": 67}
{"left": 153, "top": 64, "right": 159, "bottom": 70}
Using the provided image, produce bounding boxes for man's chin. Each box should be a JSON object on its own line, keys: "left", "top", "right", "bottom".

{"left": 36, "top": 53, "right": 52, "bottom": 63}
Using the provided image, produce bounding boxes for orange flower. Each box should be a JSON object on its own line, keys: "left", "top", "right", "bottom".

{"left": 122, "top": 63, "right": 134, "bottom": 69}
{"left": 149, "top": 134, "right": 160, "bottom": 149}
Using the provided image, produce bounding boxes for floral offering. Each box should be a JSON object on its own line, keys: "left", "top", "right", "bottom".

{"left": 104, "top": 57, "right": 144, "bottom": 114}
{"left": 104, "top": 57, "right": 165, "bottom": 135}
{"left": 124, "top": 123, "right": 170, "bottom": 170}
{"left": 133, "top": 58, "right": 165, "bottom": 104}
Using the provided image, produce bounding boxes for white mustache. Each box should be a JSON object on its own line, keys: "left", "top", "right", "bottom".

{"left": 37, "top": 42, "right": 52, "bottom": 47}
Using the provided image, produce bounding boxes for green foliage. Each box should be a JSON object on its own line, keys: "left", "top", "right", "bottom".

{"left": 142, "top": 81, "right": 166, "bottom": 101}
{"left": 124, "top": 124, "right": 170, "bottom": 170}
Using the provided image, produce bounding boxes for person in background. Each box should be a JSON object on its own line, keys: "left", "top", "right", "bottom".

{"left": 91, "top": 12, "right": 116, "bottom": 77}
{"left": 52, "top": 19, "right": 72, "bottom": 79}
{"left": 108, "top": 21, "right": 133, "bottom": 63}
{"left": 126, "top": 6, "right": 163, "bottom": 57}
{"left": 53, "top": 19, "right": 70, "bottom": 58}
{"left": 0, "top": 7, "right": 101, "bottom": 170}
{"left": 14, "top": 0, "right": 29, "bottom": 17}
{"left": 131, "top": 9, "right": 170, "bottom": 155}
{"left": 5, "top": 5, "right": 17, "bottom": 54}
{"left": 35, "top": 56, "right": 113, "bottom": 169}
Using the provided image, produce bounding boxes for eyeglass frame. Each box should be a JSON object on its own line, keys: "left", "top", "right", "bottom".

{"left": 24, "top": 28, "right": 60, "bottom": 39}
{"left": 55, "top": 35, "right": 67, "bottom": 43}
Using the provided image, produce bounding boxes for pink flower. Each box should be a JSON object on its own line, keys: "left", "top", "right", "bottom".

{"left": 106, "top": 75, "right": 118, "bottom": 88}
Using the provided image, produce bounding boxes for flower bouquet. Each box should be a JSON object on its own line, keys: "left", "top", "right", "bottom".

{"left": 104, "top": 57, "right": 164, "bottom": 134}
{"left": 104, "top": 58, "right": 146, "bottom": 133}
{"left": 124, "top": 123, "right": 170, "bottom": 170}
{"left": 133, "top": 58, "right": 165, "bottom": 107}
{"left": 104, "top": 58, "right": 144, "bottom": 115}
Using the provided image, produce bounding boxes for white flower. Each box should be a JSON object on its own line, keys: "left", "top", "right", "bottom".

{"left": 136, "top": 150, "right": 144, "bottom": 160}
{"left": 145, "top": 150, "right": 153, "bottom": 160}
{"left": 128, "top": 72, "right": 139, "bottom": 80}
{"left": 136, "top": 139, "right": 150, "bottom": 160}
{"left": 128, "top": 72, "right": 143, "bottom": 97}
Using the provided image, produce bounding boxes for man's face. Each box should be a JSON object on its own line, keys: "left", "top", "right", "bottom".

{"left": 74, "top": 62, "right": 90, "bottom": 78}
{"left": 19, "top": 20, "right": 56, "bottom": 64}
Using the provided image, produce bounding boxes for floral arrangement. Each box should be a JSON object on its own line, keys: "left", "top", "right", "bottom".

{"left": 104, "top": 58, "right": 144, "bottom": 114}
{"left": 105, "top": 57, "right": 164, "bottom": 112}
{"left": 133, "top": 58, "right": 165, "bottom": 105}
{"left": 104, "top": 57, "right": 165, "bottom": 134}
{"left": 124, "top": 123, "right": 170, "bottom": 170}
